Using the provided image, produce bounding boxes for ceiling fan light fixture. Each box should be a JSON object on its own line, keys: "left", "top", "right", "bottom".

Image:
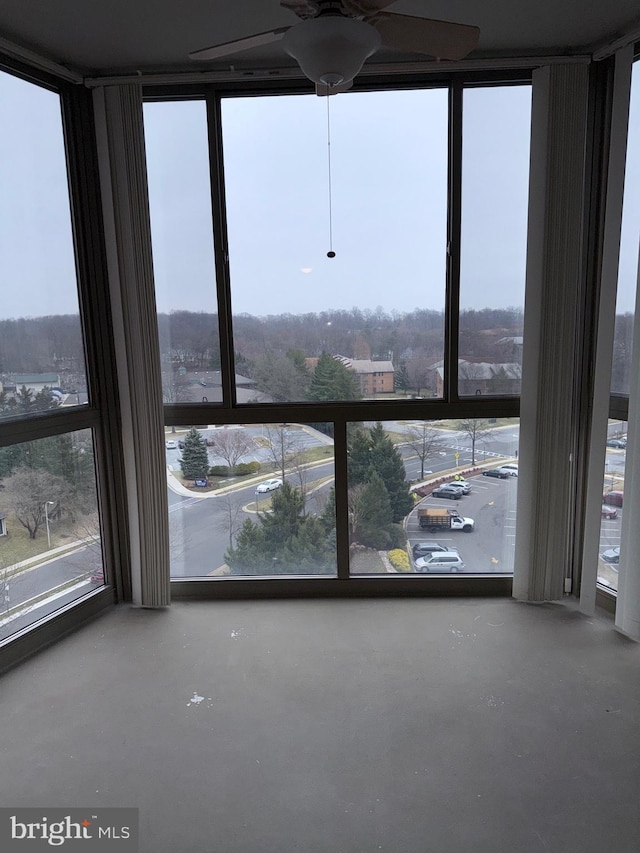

{"left": 283, "top": 15, "right": 381, "bottom": 86}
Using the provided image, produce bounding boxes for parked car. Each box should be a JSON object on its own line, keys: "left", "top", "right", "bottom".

{"left": 415, "top": 553, "right": 465, "bottom": 572}
{"left": 601, "top": 546, "right": 620, "bottom": 564}
{"left": 606, "top": 439, "right": 625, "bottom": 449}
{"left": 483, "top": 468, "right": 509, "bottom": 479}
{"left": 256, "top": 478, "right": 283, "bottom": 493}
{"left": 603, "top": 491, "right": 623, "bottom": 507}
{"left": 431, "top": 484, "right": 463, "bottom": 500}
{"left": 165, "top": 440, "right": 178, "bottom": 450}
{"left": 498, "top": 464, "right": 518, "bottom": 477}
{"left": 601, "top": 505, "right": 618, "bottom": 519}
{"left": 412, "top": 541, "right": 456, "bottom": 558}
{"left": 449, "top": 479, "right": 471, "bottom": 494}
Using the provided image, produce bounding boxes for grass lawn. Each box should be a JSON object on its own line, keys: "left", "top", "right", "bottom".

{"left": 0, "top": 520, "right": 66, "bottom": 568}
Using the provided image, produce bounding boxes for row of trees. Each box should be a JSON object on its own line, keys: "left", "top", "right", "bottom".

{"left": 1, "top": 306, "right": 524, "bottom": 394}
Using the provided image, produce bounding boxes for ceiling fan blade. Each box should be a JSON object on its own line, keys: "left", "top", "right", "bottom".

{"left": 189, "top": 27, "right": 290, "bottom": 61}
{"left": 371, "top": 13, "right": 480, "bottom": 61}
{"left": 280, "top": 0, "right": 321, "bottom": 18}
{"left": 315, "top": 79, "right": 354, "bottom": 96}
{"left": 343, "top": 0, "right": 398, "bottom": 14}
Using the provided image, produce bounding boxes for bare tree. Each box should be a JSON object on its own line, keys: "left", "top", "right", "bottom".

{"left": 404, "top": 422, "right": 445, "bottom": 480}
{"left": 207, "top": 428, "right": 253, "bottom": 470}
{"left": 215, "top": 493, "right": 246, "bottom": 551}
{"left": 162, "top": 371, "right": 194, "bottom": 404}
{"left": 405, "top": 350, "right": 435, "bottom": 395}
{"left": 3, "top": 469, "right": 73, "bottom": 540}
{"left": 347, "top": 483, "right": 367, "bottom": 543}
{"left": 263, "top": 425, "right": 302, "bottom": 481}
{"left": 458, "top": 418, "right": 492, "bottom": 466}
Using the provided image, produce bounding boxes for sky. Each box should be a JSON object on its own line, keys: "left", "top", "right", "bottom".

{"left": 1, "top": 67, "right": 639, "bottom": 321}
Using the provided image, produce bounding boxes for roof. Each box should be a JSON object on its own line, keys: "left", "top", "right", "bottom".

{"left": 11, "top": 374, "right": 60, "bottom": 385}
{"left": 335, "top": 357, "right": 394, "bottom": 374}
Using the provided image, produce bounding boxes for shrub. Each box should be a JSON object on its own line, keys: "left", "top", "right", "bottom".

{"left": 389, "top": 548, "right": 411, "bottom": 572}
{"left": 234, "top": 461, "right": 261, "bottom": 475}
{"left": 209, "top": 465, "right": 231, "bottom": 477}
{"left": 388, "top": 524, "right": 407, "bottom": 548}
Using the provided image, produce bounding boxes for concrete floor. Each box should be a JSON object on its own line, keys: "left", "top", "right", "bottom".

{"left": 1, "top": 597, "right": 639, "bottom": 853}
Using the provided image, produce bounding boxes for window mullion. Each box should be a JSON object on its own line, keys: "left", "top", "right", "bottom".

{"left": 446, "top": 82, "right": 463, "bottom": 404}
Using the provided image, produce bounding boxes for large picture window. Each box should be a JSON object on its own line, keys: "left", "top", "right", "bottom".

{"left": 145, "top": 79, "right": 529, "bottom": 585}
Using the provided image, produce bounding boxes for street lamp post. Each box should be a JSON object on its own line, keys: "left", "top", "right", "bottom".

{"left": 44, "top": 500, "right": 55, "bottom": 549}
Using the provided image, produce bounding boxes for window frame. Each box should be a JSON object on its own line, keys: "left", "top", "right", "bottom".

{"left": 0, "top": 59, "right": 128, "bottom": 665}
{"left": 144, "top": 72, "right": 532, "bottom": 595}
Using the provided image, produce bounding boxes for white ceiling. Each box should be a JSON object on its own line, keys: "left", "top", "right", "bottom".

{"left": 0, "top": 0, "right": 639, "bottom": 77}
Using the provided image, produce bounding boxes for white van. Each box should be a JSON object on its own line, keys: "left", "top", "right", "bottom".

{"left": 415, "top": 553, "right": 465, "bottom": 573}
{"left": 498, "top": 464, "right": 518, "bottom": 477}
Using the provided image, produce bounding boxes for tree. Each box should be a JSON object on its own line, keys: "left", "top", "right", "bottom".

{"left": 404, "top": 422, "right": 444, "bottom": 480}
{"left": 394, "top": 359, "right": 410, "bottom": 392}
{"left": 207, "top": 428, "right": 253, "bottom": 470}
{"left": 263, "top": 425, "right": 304, "bottom": 482}
{"left": 349, "top": 473, "right": 393, "bottom": 549}
{"left": 180, "top": 427, "right": 209, "bottom": 481}
{"left": 458, "top": 417, "right": 492, "bottom": 465}
{"left": 367, "top": 422, "right": 414, "bottom": 522}
{"left": 347, "top": 422, "right": 413, "bottom": 539}
{"left": 216, "top": 493, "right": 249, "bottom": 552}
{"left": 162, "top": 372, "right": 193, "bottom": 404}
{"left": 252, "top": 350, "right": 310, "bottom": 402}
{"left": 307, "top": 353, "right": 361, "bottom": 401}
{"left": 225, "top": 482, "right": 334, "bottom": 575}
{"left": 3, "top": 468, "right": 73, "bottom": 540}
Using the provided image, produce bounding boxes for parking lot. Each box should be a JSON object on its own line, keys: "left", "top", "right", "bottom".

{"left": 406, "top": 473, "right": 518, "bottom": 573}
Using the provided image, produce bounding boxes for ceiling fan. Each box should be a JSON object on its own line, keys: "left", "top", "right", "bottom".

{"left": 189, "top": 0, "right": 480, "bottom": 95}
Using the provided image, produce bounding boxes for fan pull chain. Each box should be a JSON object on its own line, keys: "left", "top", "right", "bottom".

{"left": 326, "top": 93, "right": 335, "bottom": 258}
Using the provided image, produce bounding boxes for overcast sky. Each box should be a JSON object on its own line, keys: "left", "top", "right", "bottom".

{"left": 1, "top": 67, "right": 638, "bottom": 321}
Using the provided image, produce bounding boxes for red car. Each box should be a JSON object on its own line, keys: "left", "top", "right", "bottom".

{"left": 603, "top": 491, "right": 623, "bottom": 507}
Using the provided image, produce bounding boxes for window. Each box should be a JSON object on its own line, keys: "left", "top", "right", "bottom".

{"left": 598, "top": 419, "right": 627, "bottom": 592}
{"left": 612, "top": 61, "right": 640, "bottom": 396}
{"left": 0, "top": 70, "right": 88, "bottom": 420}
{"left": 221, "top": 89, "right": 448, "bottom": 403}
{"left": 459, "top": 85, "right": 531, "bottom": 398}
{"left": 0, "top": 68, "right": 113, "bottom": 648}
{"left": 144, "top": 100, "right": 222, "bottom": 405}
{"left": 145, "top": 80, "right": 528, "bottom": 587}
{"left": 166, "top": 423, "right": 336, "bottom": 577}
{"left": 0, "top": 430, "right": 103, "bottom": 642}
{"left": 348, "top": 419, "right": 519, "bottom": 575}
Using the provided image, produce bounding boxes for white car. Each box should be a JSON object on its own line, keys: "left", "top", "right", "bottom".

{"left": 499, "top": 464, "right": 518, "bottom": 477}
{"left": 256, "top": 478, "right": 283, "bottom": 493}
{"left": 165, "top": 440, "right": 178, "bottom": 450}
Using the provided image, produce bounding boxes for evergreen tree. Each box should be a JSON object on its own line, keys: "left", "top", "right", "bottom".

{"left": 350, "top": 472, "right": 393, "bottom": 549}
{"left": 307, "top": 353, "right": 361, "bottom": 401}
{"left": 347, "top": 424, "right": 374, "bottom": 485}
{"left": 368, "top": 422, "right": 414, "bottom": 522}
{"left": 225, "top": 482, "right": 334, "bottom": 575}
{"left": 394, "top": 359, "right": 410, "bottom": 392}
{"left": 180, "top": 427, "right": 209, "bottom": 480}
